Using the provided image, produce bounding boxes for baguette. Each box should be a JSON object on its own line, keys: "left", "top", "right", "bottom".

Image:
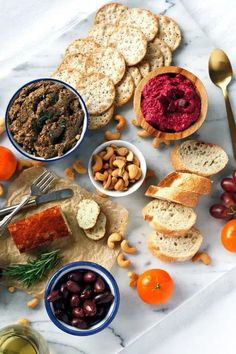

{"left": 145, "top": 185, "right": 200, "bottom": 208}
{"left": 158, "top": 171, "right": 212, "bottom": 195}
{"left": 171, "top": 140, "right": 228, "bottom": 177}
{"left": 143, "top": 199, "right": 196, "bottom": 236}
{"left": 77, "top": 199, "right": 100, "bottom": 230}
{"left": 147, "top": 227, "right": 203, "bottom": 262}
{"left": 84, "top": 212, "right": 107, "bottom": 240}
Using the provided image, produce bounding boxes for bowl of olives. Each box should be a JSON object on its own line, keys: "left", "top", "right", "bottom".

{"left": 44, "top": 261, "right": 120, "bottom": 336}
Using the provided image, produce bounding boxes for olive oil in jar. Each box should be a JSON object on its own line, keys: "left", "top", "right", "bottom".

{"left": 0, "top": 334, "right": 37, "bottom": 354}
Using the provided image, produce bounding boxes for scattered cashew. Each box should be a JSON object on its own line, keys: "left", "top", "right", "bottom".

{"left": 64, "top": 167, "right": 75, "bottom": 181}
{"left": 127, "top": 164, "right": 139, "bottom": 179}
{"left": 16, "top": 318, "right": 30, "bottom": 327}
{"left": 117, "top": 147, "right": 128, "bottom": 156}
{"left": 107, "top": 233, "right": 123, "bottom": 249}
{"left": 103, "top": 147, "right": 114, "bottom": 161}
{"left": 103, "top": 174, "right": 112, "bottom": 189}
{"left": 121, "top": 240, "right": 137, "bottom": 254}
{"left": 8, "top": 286, "right": 16, "bottom": 293}
{"left": 131, "top": 118, "right": 140, "bottom": 127}
{"left": 27, "top": 297, "right": 40, "bottom": 309}
{"left": 128, "top": 271, "right": 139, "bottom": 287}
{"left": 104, "top": 130, "right": 121, "bottom": 141}
{"left": 115, "top": 114, "right": 126, "bottom": 131}
{"left": 137, "top": 129, "right": 150, "bottom": 138}
{"left": 17, "top": 159, "right": 45, "bottom": 173}
{"left": 95, "top": 171, "right": 108, "bottom": 181}
{"left": 96, "top": 189, "right": 108, "bottom": 198}
{"left": 152, "top": 137, "right": 171, "bottom": 149}
{"left": 117, "top": 253, "right": 131, "bottom": 268}
{"left": 73, "top": 160, "right": 87, "bottom": 174}
{"left": 0, "top": 116, "right": 5, "bottom": 135}
{"left": 0, "top": 184, "right": 4, "bottom": 197}
{"left": 192, "top": 252, "right": 212, "bottom": 265}
{"left": 114, "top": 178, "right": 125, "bottom": 191}
{"left": 92, "top": 154, "right": 103, "bottom": 173}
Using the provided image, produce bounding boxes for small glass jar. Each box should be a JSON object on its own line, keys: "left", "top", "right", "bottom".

{"left": 0, "top": 324, "right": 49, "bottom": 354}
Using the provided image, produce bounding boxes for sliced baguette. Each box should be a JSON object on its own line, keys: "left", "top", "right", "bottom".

{"left": 147, "top": 227, "right": 203, "bottom": 262}
{"left": 158, "top": 171, "right": 212, "bottom": 195}
{"left": 77, "top": 199, "right": 100, "bottom": 230}
{"left": 145, "top": 185, "right": 200, "bottom": 208}
{"left": 143, "top": 199, "right": 197, "bottom": 236}
{"left": 171, "top": 140, "right": 228, "bottom": 177}
{"left": 84, "top": 212, "right": 107, "bottom": 240}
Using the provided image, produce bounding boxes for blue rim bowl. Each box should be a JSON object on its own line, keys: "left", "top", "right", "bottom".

{"left": 5, "top": 78, "right": 88, "bottom": 162}
{"left": 44, "top": 261, "right": 120, "bottom": 336}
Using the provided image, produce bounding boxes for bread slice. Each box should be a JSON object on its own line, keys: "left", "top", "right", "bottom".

{"left": 77, "top": 199, "right": 100, "bottom": 230}
{"left": 84, "top": 212, "right": 107, "bottom": 240}
{"left": 158, "top": 171, "right": 212, "bottom": 195}
{"left": 143, "top": 199, "right": 197, "bottom": 236}
{"left": 145, "top": 185, "right": 200, "bottom": 208}
{"left": 147, "top": 227, "right": 203, "bottom": 262}
{"left": 171, "top": 140, "right": 228, "bottom": 177}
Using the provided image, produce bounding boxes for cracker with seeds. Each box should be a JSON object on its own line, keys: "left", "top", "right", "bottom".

{"left": 115, "top": 71, "right": 134, "bottom": 106}
{"left": 138, "top": 61, "right": 150, "bottom": 77}
{"left": 119, "top": 8, "right": 158, "bottom": 42}
{"left": 151, "top": 37, "right": 172, "bottom": 66}
{"left": 60, "top": 53, "right": 87, "bottom": 73}
{"left": 88, "top": 23, "right": 117, "bottom": 46}
{"left": 145, "top": 42, "right": 164, "bottom": 70}
{"left": 86, "top": 46, "right": 126, "bottom": 85}
{"left": 88, "top": 105, "right": 114, "bottom": 130}
{"left": 76, "top": 73, "right": 115, "bottom": 114}
{"left": 51, "top": 67, "right": 82, "bottom": 89}
{"left": 65, "top": 37, "right": 100, "bottom": 56}
{"left": 94, "top": 2, "right": 128, "bottom": 25}
{"left": 127, "top": 66, "right": 142, "bottom": 87}
{"left": 156, "top": 15, "right": 181, "bottom": 51}
{"left": 108, "top": 26, "right": 147, "bottom": 66}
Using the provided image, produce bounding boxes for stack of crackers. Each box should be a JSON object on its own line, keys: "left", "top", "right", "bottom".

{"left": 52, "top": 3, "right": 182, "bottom": 130}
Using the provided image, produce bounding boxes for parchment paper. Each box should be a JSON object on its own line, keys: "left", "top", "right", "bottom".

{"left": 0, "top": 167, "right": 128, "bottom": 297}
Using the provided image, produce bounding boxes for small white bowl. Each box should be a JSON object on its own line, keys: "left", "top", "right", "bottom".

{"left": 88, "top": 140, "right": 147, "bottom": 197}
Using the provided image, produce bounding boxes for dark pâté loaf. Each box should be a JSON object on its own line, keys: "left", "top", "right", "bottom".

{"left": 8, "top": 206, "right": 71, "bottom": 252}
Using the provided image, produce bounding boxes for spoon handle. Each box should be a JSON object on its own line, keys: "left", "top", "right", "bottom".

{"left": 223, "top": 88, "right": 236, "bottom": 160}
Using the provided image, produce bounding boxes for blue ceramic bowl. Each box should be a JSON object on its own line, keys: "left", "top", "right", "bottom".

{"left": 5, "top": 78, "right": 88, "bottom": 162}
{"left": 44, "top": 261, "right": 120, "bottom": 336}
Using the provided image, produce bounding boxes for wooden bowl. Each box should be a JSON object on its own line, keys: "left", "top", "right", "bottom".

{"left": 133, "top": 66, "right": 208, "bottom": 140}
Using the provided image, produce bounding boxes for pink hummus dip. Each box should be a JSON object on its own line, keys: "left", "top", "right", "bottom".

{"left": 141, "top": 73, "right": 201, "bottom": 132}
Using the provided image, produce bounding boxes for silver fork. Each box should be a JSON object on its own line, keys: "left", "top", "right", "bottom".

{"left": 0, "top": 169, "right": 56, "bottom": 235}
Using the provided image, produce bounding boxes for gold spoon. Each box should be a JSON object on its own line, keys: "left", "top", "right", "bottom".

{"left": 209, "top": 48, "right": 236, "bottom": 160}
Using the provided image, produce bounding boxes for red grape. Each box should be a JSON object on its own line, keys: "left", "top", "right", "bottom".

{"left": 233, "top": 170, "right": 236, "bottom": 184}
{"left": 220, "top": 192, "right": 236, "bottom": 207}
{"left": 221, "top": 178, "right": 236, "bottom": 192}
{"left": 210, "top": 204, "right": 229, "bottom": 219}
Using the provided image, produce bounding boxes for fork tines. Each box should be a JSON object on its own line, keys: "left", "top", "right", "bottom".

{"left": 33, "top": 169, "right": 57, "bottom": 192}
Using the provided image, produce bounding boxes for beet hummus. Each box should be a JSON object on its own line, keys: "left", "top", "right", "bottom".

{"left": 141, "top": 73, "right": 201, "bottom": 132}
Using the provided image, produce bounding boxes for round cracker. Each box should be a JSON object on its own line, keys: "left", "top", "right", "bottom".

{"left": 156, "top": 15, "right": 181, "bottom": 51}
{"left": 151, "top": 37, "right": 172, "bottom": 66}
{"left": 60, "top": 53, "right": 87, "bottom": 73}
{"left": 138, "top": 61, "right": 150, "bottom": 77}
{"left": 65, "top": 37, "right": 100, "bottom": 56}
{"left": 145, "top": 43, "right": 164, "bottom": 70}
{"left": 88, "top": 23, "right": 117, "bottom": 46}
{"left": 127, "top": 66, "right": 142, "bottom": 87}
{"left": 51, "top": 67, "right": 82, "bottom": 89}
{"left": 115, "top": 71, "right": 134, "bottom": 107}
{"left": 88, "top": 105, "right": 114, "bottom": 130}
{"left": 86, "top": 46, "right": 126, "bottom": 85}
{"left": 76, "top": 73, "right": 115, "bottom": 114}
{"left": 94, "top": 2, "right": 128, "bottom": 25}
{"left": 119, "top": 8, "right": 158, "bottom": 42}
{"left": 108, "top": 26, "right": 147, "bottom": 66}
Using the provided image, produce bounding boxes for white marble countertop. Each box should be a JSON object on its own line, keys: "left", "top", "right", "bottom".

{"left": 0, "top": 1, "right": 236, "bottom": 353}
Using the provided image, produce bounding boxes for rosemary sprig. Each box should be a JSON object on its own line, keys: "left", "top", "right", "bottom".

{"left": 3, "top": 250, "right": 61, "bottom": 288}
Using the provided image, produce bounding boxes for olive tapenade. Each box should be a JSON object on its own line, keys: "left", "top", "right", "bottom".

{"left": 8, "top": 80, "right": 85, "bottom": 159}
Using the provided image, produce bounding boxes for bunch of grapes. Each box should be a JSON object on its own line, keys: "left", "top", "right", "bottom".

{"left": 210, "top": 170, "right": 236, "bottom": 219}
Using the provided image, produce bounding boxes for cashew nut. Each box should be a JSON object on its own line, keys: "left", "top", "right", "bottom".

{"left": 126, "top": 150, "right": 134, "bottom": 162}
{"left": 16, "top": 318, "right": 30, "bottom": 327}
{"left": 27, "top": 298, "right": 40, "bottom": 309}
{"left": 114, "top": 178, "right": 125, "bottom": 191}
{"left": 152, "top": 137, "right": 171, "bottom": 148}
{"left": 115, "top": 114, "right": 126, "bottom": 131}
{"left": 192, "top": 252, "right": 212, "bottom": 265}
{"left": 123, "top": 171, "right": 129, "bottom": 187}
{"left": 113, "top": 159, "right": 126, "bottom": 169}
{"left": 109, "top": 176, "right": 118, "bottom": 190}
{"left": 103, "top": 174, "right": 112, "bottom": 189}
{"left": 104, "top": 130, "right": 121, "bottom": 141}
{"left": 128, "top": 271, "right": 139, "bottom": 287}
{"left": 99, "top": 151, "right": 106, "bottom": 158}
{"left": 121, "top": 240, "right": 137, "bottom": 254}
{"left": 134, "top": 168, "right": 142, "bottom": 180}
{"left": 131, "top": 118, "right": 140, "bottom": 127}
{"left": 92, "top": 154, "right": 103, "bottom": 173}
{"left": 0, "top": 116, "right": 5, "bottom": 135}
{"left": 95, "top": 171, "right": 108, "bottom": 181}
{"left": 73, "top": 160, "right": 87, "bottom": 174}
{"left": 137, "top": 129, "right": 150, "bottom": 138}
{"left": 0, "top": 184, "right": 4, "bottom": 197}
{"left": 127, "top": 164, "right": 139, "bottom": 179}
{"left": 107, "top": 233, "right": 123, "bottom": 249}
{"left": 132, "top": 156, "right": 140, "bottom": 166}
{"left": 103, "top": 147, "right": 114, "bottom": 161}
{"left": 117, "top": 253, "right": 131, "bottom": 268}
{"left": 8, "top": 286, "right": 15, "bottom": 293}
{"left": 112, "top": 168, "right": 119, "bottom": 177}
{"left": 109, "top": 154, "right": 116, "bottom": 168}
{"left": 117, "top": 147, "right": 128, "bottom": 156}
{"left": 64, "top": 167, "right": 75, "bottom": 181}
